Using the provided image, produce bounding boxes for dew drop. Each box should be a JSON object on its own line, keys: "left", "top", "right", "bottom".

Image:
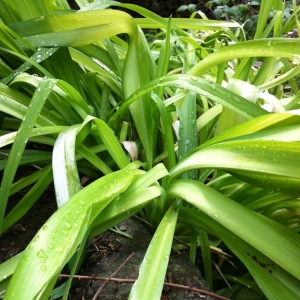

{"left": 41, "top": 265, "right": 47, "bottom": 271}
{"left": 47, "top": 243, "right": 55, "bottom": 249}
{"left": 23, "top": 255, "right": 30, "bottom": 262}
{"left": 55, "top": 247, "right": 63, "bottom": 254}
{"left": 63, "top": 222, "right": 72, "bottom": 229}
{"left": 33, "top": 235, "right": 40, "bottom": 242}
{"left": 37, "top": 249, "right": 48, "bottom": 259}
{"left": 190, "top": 75, "right": 198, "bottom": 81}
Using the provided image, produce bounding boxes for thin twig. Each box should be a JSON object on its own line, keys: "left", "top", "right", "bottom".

{"left": 59, "top": 273, "right": 229, "bottom": 300}
{"left": 212, "top": 260, "right": 232, "bottom": 291}
{"left": 91, "top": 252, "right": 135, "bottom": 300}
{"left": 133, "top": 215, "right": 191, "bottom": 249}
{"left": 133, "top": 215, "right": 232, "bottom": 258}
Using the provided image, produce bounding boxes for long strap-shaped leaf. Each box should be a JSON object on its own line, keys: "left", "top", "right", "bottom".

{"left": 52, "top": 125, "right": 83, "bottom": 207}
{"left": 11, "top": 0, "right": 53, "bottom": 20}
{"left": 4, "top": 168, "right": 143, "bottom": 299}
{"left": 167, "top": 180, "right": 300, "bottom": 280}
{"left": 53, "top": 114, "right": 129, "bottom": 206}
{"left": 0, "top": 78, "right": 57, "bottom": 234}
{"left": 9, "top": 10, "right": 135, "bottom": 47}
{"left": 109, "top": 74, "right": 266, "bottom": 127}
{"left": 195, "top": 113, "right": 300, "bottom": 151}
{"left": 93, "top": 117, "right": 129, "bottom": 169}
{"left": 190, "top": 38, "right": 300, "bottom": 76}
{"left": 179, "top": 208, "right": 300, "bottom": 300}
{"left": 129, "top": 201, "right": 179, "bottom": 299}
{"left": 170, "top": 139, "right": 300, "bottom": 195}
{"left": 8, "top": 9, "right": 155, "bottom": 168}
{"left": 2, "top": 165, "right": 53, "bottom": 233}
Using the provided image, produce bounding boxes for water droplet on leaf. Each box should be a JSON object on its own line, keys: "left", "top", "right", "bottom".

{"left": 37, "top": 249, "right": 48, "bottom": 259}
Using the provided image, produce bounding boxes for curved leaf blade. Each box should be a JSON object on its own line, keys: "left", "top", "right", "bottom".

{"left": 129, "top": 201, "right": 179, "bottom": 299}
{"left": 168, "top": 180, "right": 300, "bottom": 280}
{"left": 5, "top": 168, "right": 142, "bottom": 299}
{"left": 0, "top": 78, "right": 57, "bottom": 233}
{"left": 170, "top": 140, "right": 300, "bottom": 194}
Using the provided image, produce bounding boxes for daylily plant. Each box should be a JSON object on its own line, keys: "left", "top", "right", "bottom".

{"left": 0, "top": 0, "right": 300, "bottom": 299}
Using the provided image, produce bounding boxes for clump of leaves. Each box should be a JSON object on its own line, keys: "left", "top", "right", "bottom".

{"left": 0, "top": 0, "right": 300, "bottom": 299}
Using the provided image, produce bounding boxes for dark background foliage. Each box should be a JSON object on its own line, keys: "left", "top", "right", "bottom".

{"left": 67, "top": 0, "right": 238, "bottom": 18}
{"left": 67, "top": 0, "right": 298, "bottom": 39}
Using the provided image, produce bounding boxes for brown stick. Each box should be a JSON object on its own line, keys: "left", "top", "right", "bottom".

{"left": 59, "top": 273, "right": 229, "bottom": 300}
{"left": 91, "top": 252, "right": 135, "bottom": 300}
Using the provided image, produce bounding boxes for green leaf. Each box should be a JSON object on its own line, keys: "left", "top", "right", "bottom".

{"left": 197, "top": 113, "right": 300, "bottom": 150}
{"left": 5, "top": 168, "right": 142, "bottom": 299}
{"left": 0, "top": 78, "right": 57, "bottom": 233}
{"left": 52, "top": 125, "right": 83, "bottom": 207}
{"left": 110, "top": 74, "right": 266, "bottom": 127}
{"left": 129, "top": 201, "right": 179, "bottom": 299}
{"left": 2, "top": 166, "right": 53, "bottom": 233}
{"left": 190, "top": 39, "right": 300, "bottom": 76}
{"left": 174, "top": 139, "right": 300, "bottom": 195}
{"left": 9, "top": 10, "right": 135, "bottom": 48}
{"left": 214, "top": 8, "right": 223, "bottom": 19}
{"left": 11, "top": 0, "right": 53, "bottom": 20}
{"left": 93, "top": 117, "right": 129, "bottom": 169}
{"left": 168, "top": 180, "right": 300, "bottom": 281}
{"left": 179, "top": 208, "right": 300, "bottom": 299}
